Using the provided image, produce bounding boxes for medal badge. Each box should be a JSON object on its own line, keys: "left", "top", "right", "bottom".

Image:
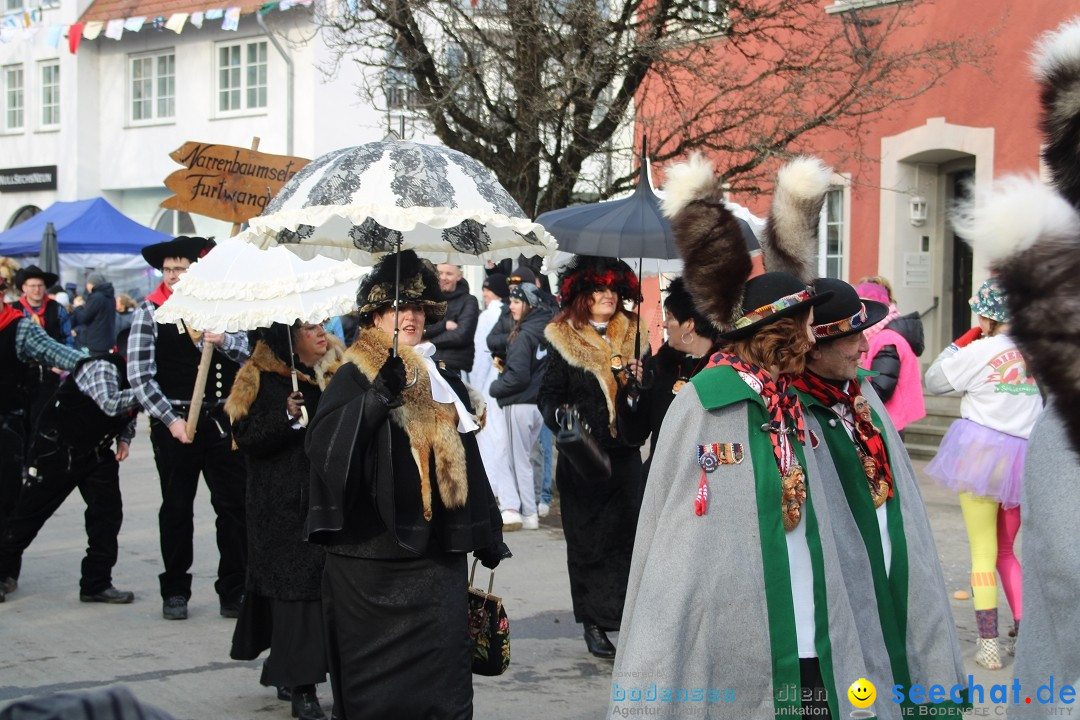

{"left": 781, "top": 465, "right": 807, "bottom": 532}
{"left": 672, "top": 377, "right": 687, "bottom": 394}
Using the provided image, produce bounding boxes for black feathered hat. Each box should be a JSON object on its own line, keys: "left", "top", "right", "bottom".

{"left": 810, "top": 278, "right": 888, "bottom": 341}
{"left": 141, "top": 236, "right": 214, "bottom": 270}
{"left": 356, "top": 249, "right": 447, "bottom": 325}
{"left": 14, "top": 264, "right": 58, "bottom": 290}
{"left": 556, "top": 255, "right": 639, "bottom": 307}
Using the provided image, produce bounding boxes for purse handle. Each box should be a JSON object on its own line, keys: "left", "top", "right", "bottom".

{"left": 470, "top": 558, "right": 496, "bottom": 594}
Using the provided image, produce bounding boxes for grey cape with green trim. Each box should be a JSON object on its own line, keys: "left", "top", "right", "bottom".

{"left": 798, "top": 374, "right": 968, "bottom": 719}
{"left": 610, "top": 365, "right": 873, "bottom": 719}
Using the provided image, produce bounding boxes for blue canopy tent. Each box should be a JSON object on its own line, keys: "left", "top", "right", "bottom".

{"left": 0, "top": 197, "right": 169, "bottom": 256}
{"left": 0, "top": 198, "right": 172, "bottom": 297}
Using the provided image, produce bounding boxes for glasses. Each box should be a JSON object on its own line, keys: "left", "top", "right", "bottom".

{"left": 22, "top": 282, "right": 46, "bottom": 290}
{"left": 162, "top": 266, "right": 188, "bottom": 276}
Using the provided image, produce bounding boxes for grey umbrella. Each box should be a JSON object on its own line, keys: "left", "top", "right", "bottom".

{"left": 39, "top": 222, "right": 59, "bottom": 278}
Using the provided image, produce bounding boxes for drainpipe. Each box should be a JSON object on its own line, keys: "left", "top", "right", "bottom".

{"left": 256, "top": 11, "right": 294, "bottom": 156}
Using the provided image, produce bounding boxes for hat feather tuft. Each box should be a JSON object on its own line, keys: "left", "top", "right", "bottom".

{"left": 660, "top": 152, "right": 720, "bottom": 219}
{"left": 1032, "top": 16, "right": 1080, "bottom": 209}
{"left": 761, "top": 156, "right": 833, "bottom": 283}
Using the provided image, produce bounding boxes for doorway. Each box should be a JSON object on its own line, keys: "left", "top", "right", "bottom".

{"left": 949, "top": 170, "right": 974, "bottom": 339}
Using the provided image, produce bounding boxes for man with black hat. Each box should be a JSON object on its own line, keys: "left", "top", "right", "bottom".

{"left": 0, "top": 274, "right": 85, "bottom": 582}
{"left": 127, "top": 236, "right": 248, "bottom": 621}
{"left": 10, "top": 264, "right": 74, "bottom": 450}
{"left": 790, "top": 278, "right": 967, "bottom": 716}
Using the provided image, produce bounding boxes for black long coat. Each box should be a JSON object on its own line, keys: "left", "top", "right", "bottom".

{"left": 229, "top": 348, "right": 333, "bottom": 601}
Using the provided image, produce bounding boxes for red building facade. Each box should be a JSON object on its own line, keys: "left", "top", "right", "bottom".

{"left": 641, "top": 1, "right": 1078, "bottom": 357}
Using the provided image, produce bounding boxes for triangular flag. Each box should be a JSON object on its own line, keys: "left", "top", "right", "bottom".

{"left": 68, "top": 22, "right": 84, "bottom": 53}
{"left": 190, "top": 11, "right": 204, "bottom": 27}
{"left": 205, "top": 8, "right": 224, "bottom": 20}
{"left": 222, "top": 7, "right": 240, "bottom": 30}
{"left": 123, "top": 17, "right": 145, "bottom": 32}
{"left": 83, "top": 21, "right": 104, "bottom": 39}
{"left": 165, "top": 13, "right": 188, "bottom": 33}
{"left": 104, "top": 18, "right": 123, "bottom": 39}
{"left": 46, "top": 23, "right": 62, "bottom": 47}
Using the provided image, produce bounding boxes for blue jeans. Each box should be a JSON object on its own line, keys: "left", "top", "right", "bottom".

{"left": 539, "top": 425, "right": 554, "bottom": 504}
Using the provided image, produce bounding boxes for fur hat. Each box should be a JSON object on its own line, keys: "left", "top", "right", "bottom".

{"left": 556, "top": 255, "right": 639, "bottom": 308}
{"left": 141, "top": 236, "right": 214, "bottom": 270}
{"left": 14, "top": 264, "right": 58, "bottom": 290}
{"left": 811, "top": 278, "right": 889, "bottom": 340}
{"left": 661, "top": 153, "right": 833, "bottom": 339}
{"left": 356, "top": 249, "right": 447, "bottom": 325}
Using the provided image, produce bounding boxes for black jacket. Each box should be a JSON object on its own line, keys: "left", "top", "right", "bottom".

{"left": 230, "top": 356, "right": 328, "bottom": 601}
{"left": 487, "top": 287, "right": 556, "bottom": 362}
{"left": 886, "top": 312, "right": 924, "bottom": 357}
{"left": 305, "top": 334, "right": 503, "bottom": 560}
{"left": 424, "top": 279, "right": 480, "bottom": 373}
{"left": 72, "top": 283, "right": 116, "bottom": 354}
{"left": 489, "top": 303, "right": 554, "bottom": 407}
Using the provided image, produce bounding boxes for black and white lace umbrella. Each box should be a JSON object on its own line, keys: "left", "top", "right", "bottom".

{"left": 244, "top": 139, "right": 557, "bottom": 265}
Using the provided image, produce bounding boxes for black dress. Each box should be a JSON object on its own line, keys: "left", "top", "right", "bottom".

{"left": 304, "top": 330, "right": 503, "bottom": 720}
{"left": 641, "top": 342, "right": 716, "bottom": 481}
{"left": 539, "top": 311, "right": 650, "bottom": 632}
{"left": 227, "top": 346, "right": 330, "bottom": 689}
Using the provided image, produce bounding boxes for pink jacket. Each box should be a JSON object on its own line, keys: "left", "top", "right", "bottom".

{"left": 863, "top": 327, "right": 926, "bottom": 431}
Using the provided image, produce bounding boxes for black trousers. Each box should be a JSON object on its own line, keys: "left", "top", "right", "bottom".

{"left": 0, "top": 411, "right": 26, "bottom": 534}
{"left": 149, "top": 413, "right": 246, "bottom": 602}
{"left": 0, "top": 446, "right": 123, "bottom": 594}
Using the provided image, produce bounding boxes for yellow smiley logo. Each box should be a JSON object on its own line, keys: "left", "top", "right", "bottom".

{"left": 847, "top": 678, "right": 876, "bottom": 709}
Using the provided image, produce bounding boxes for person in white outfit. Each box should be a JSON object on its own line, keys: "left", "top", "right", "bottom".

{"left": 471, "top": 275, "right": 517, "bottom": 523}
{"left": 489, "top": 283, "right": 554, "bottom": 531}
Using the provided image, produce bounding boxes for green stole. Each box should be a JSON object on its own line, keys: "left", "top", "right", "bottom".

{"left": 694, "top": 365, "right": 840, "bottom": 720}
{"left": 796, "top": 369, "right": 967, "bottom": 715}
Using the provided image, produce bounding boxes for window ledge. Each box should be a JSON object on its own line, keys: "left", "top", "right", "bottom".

{"left": 824, "top": 0, "right": 910, "bottom": 14}
{"left": 126, "top": 119, "right": 177, "bottom": 129}
{"left": 211, "top": 109, "right": 269, "bottom": 121}
{"left": 35, "top": 126, "right": 59, "bottom": 134}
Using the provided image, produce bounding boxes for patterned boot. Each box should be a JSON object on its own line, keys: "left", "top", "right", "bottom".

{"left": 975, "top": 637, "right": 1003, "bottom": 670}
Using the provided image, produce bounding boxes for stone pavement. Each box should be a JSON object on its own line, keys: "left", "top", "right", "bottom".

{"left": 0, "top": 428, "right": 1015, "bottom": 719}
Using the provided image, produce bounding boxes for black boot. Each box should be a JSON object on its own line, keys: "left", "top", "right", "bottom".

{"left": 583, "top": 622, "right": 616, "bottom": 659}
{"left": 291, "top": 686, "right": 327, "bottom": 720}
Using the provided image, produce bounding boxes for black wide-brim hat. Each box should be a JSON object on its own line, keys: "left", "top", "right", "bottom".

{"left": 356, "top": 249, "right": 447, "bottom": 322}
{"left": 141, "top": 236, "right": 214, "bottom": 270}
{"left": 719, "top": 271, "right": 834, "bottom": 341}
{"left": 14, "top": 264, "right": 58, "bottom": 290}
{"left": 810, "top": 277, "right": 888, "bottom": 340}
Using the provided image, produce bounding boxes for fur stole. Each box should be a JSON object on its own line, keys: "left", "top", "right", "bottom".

{"left": 545, "top": 310, "right": 648, "bottom": 437}
{"left": 226, "top": 335, "right": 345, "bottom": 424}
{"left": 343, "top": 327, "right": 469, "bottom": 519}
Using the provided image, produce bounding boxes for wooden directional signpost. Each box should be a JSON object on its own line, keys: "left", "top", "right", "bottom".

{"left": 161, "top": 138, "right": 310, "bottom": 440}
{"left": 162, "top": 141, "right": 309, "bottom": 224}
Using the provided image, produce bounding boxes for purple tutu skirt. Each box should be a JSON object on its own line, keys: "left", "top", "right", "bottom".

{"left": 925, "top": 418, "right": 1027, "bottom": 508}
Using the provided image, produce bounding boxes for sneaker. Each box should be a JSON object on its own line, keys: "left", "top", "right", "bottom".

{"left": 501, "top": 509, "right": 523, "bottom": 531}
{"left": 538, "top": 502, "right": 550, "bottom": 518}
{"left": 162, "top": 595, "right": 188, "bottom": 620}
{"left": 80, "top": 586, "right": 135, "bottom": 604}
{"left": 521, "top": 513, "right": 539, "bottom": 530}
{"left": 974, "top": 637, "right": 1002, "bottom": 670}
{"left": 0, "top": 577, "right": 16, "bottom": 595}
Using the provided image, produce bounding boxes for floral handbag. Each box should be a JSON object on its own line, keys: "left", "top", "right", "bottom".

{"left": 467, "top": 559, "right": 510, "bottom": 676}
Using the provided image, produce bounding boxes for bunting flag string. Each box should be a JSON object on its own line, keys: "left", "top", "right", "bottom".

{"left": 0, "top": 0, "right": 305, "bottom": 54}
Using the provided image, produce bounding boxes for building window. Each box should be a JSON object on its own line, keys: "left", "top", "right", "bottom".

{"left": 40, "top": 61, "right": 59, "bottom": 128}
{"left": 4, "top": 0, "right": 23, "bottom": 12}
{"left": 819, "top": 187, "right": 846, "bottom": 279}
{"left": 7, "top": 204, "right": 39, "bottom": 229}
{"left": 824, "top": 0, "right": 910, "bottom": 12}
{"left": 153, "top": 208, "right": 196, "bottom": 235}
{"left": 217, "top": 40, "right": 267, "bottom": 113}
{"left": 4, "top": 64, "right": 22, "bottom": 131}
{"left": 130, "top": 51, "right": 175, "bottom": 123}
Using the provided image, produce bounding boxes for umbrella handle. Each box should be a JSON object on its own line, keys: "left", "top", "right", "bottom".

{"left": 290, "top": 368, "right": 309, "bottom": 427}
{"left": 185, "top": 341, "right": 215, "bottom": 441}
